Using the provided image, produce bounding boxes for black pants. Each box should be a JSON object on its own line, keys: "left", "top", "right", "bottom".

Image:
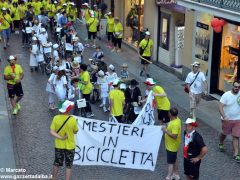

{"left": 22, "top": 32, "right": 30, "bottom": 44}
{"left": 82, "top": 94, "right": 92, "bottom": 113}
{"left": 107, "top": 32, "right": 114, "bottom": 42}
{"left": 113, "top": 37, "right": 122, "bottom": 48}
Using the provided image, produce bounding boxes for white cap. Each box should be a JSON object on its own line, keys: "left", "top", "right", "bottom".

{"left": 72, "top": 37, "right": 79, "bottom": 41}
{"left": 32, "top": 36, "right": 38, "bottom": 41}
{"left": 53, "top": 44, "right": 59, "bottom": 49}
{"left": 113, "top": 79, "right": 120, "bottom": 86}
{"left": 2, "top": 7, "right": 7, "bottom": 11}
{"left": 53, "top": 66, "right": 58, "bottom": 71}
{"left": 107, "top": 12, "right": 112, "bottom": 15}
{"left": 54, "top": 1, "right": 57, "bottom": 4}
{"left": 83, "top": 2, "right": 88, "bottom": 6}
{"left": 185, "top": 118, "right": 198, "bottom": 127}
{"left": 120, "top": 83, "right": 127, "bottom": 90}
{"left": 108, "top": 64, "right": 114, "bottom": 70}
{"left": 63, "top": 3, "right": 67, "bottom": 6}
{"left": 145, "top": 31, "right": 150, "bottom": 36}
{"left": 58, "top": 66, "right": 65, "bottom": 71}
{"left": 191, "top": 61, "right": 200, "bottom": 67}
{"left": 70, "top": 2, "right": 75, "bottom": 6}
{"left": 98, "top": 70, "right": 105, "bottom": 77}
{"left": 58, "top": 100, "right": 74, "bottom": 113}
{"left": 144, "top": 78, "right": 156, "bottom": 86}
{"left": 8, "top": 55, "right": 16, "bottom": 61}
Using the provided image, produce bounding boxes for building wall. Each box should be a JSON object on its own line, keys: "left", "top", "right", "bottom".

{"left": 143, "top": 0, "right": 158, "bottom": 61}
{"left": 158, "top": 8, "right": 185, "bottom": 66}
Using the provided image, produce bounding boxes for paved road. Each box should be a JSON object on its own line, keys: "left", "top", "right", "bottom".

{"left": 0, "top": 26, "right": 239, "bottom": 180}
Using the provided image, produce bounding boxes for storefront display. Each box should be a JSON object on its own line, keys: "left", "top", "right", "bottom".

{"left": 124, "top": 0, "right": 144, "bottom": 47}
{"left": 218, "top": 23, "right": 240, "bottom": 92}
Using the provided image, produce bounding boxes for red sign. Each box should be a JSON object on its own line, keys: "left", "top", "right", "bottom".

{"left": 156, "top": 0, "right": 177, "bottom": 5}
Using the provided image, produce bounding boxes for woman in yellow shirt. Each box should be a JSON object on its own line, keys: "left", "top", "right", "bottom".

{"left": 104, "top": 12, "right": 114, "bottom": 48}
{"left": 10, "top": 2, "right": 20, "bottom": 34}
{"left": 79, "top": 64, "right": 94, "bottom": 118}
{"left": 112, "top": 17, "right": 123, "bottom": 53}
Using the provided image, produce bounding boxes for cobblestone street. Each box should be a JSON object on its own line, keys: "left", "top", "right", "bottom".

{"left": 0, "top": 26, "right": 239, "bottom": 180}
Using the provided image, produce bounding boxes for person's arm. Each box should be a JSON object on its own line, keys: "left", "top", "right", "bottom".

{"left": 191, "top": 146, "right": 208, "bottom": 163}
{"left": 161, "top": 126, "right": 178, "bottom": 139}
{"left": 16, "top": 72, "right": 24, "bottom": 84}
{"left": 219, "top": 102, "right": 228, "bottom": 120}
{"left": 50, "top": 129, "right": 68, "bottom": 140}
{"left": 109, "top": 98, "right": 113, "bottom": 116}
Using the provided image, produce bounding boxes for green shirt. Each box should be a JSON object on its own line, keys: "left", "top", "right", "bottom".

{"left": 139, "top": 38, "right": 154, "bottom": 57}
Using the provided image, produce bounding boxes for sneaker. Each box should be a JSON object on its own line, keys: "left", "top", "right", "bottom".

{"left": 218, "top": 143, "right": 224, "bottom": 152}
{"left": 103, "top": 106, "right": 107, "bottom": 112}
{"left": 16, "top": 103, "right": 21, "bottom": 111}
{"left": 86, "top": 113, "right": 94, "bottom": 118}
{"left": 85, "top": 44, "right": 90, "bottom": 47}
{"left": 117, "top": 49, "right": 121, "bottom": 53}
{"left": 233, "top": 155, "right": 240, "bottom": 163}
{"left": 3, "top": 46, "right": 7, "bottom": 50}
{"left": 171, "top": 174, "right": 180, "bottom": 180}
{"left": 99, "top": 104, "right": 104, "bottom": 108}
{"left": 12, "top": 107, "right": 18, "bottom": 115}
{"left": 111, "top": 48, "right": 116, "bottom": 52}
{"left": 146, "top": 74, "right": 150, "bottom": 78}
{"left": 92, "top": 45, "right": 96, "bottom": 48}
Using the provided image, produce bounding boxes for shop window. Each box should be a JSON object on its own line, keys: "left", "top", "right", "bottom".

{"left": 160, "top": 13, "right": 170, "bottom": 50}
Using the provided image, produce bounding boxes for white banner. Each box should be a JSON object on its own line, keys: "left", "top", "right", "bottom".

{"left": 74, "top": 117, "right": 162, "bottom": 171}
{"left": 133, "top": 91, "right": 155, "bottom": 126}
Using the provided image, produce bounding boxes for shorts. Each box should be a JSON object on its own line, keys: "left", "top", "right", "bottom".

{"left": 166, "top": 150, "right": 177, "bottom": 164}
{"left": 2, "top": 28, "right": 11, "bottom": 39}
{"left": 141, "top": 56, "right": 151, "bottom": 65}
{"left": 88, "top": 31, "right": 96, "bottom": 40}
{"left": 189, "top": 92, "right": 202, "bottom": 109}
{"left": 184, "top": 158, "right": 201, "bottom": 180}
{"left": 222, "top": 120, "right": 240, "bottom": 137}
{"left": 54, "top": 148, "right": 75, "bottom": 169}
{"left": 7, "top": 83, "right": 24, "bottom": 98}
{"left": 158, "top": 110, "right": 170, "bottom": 123}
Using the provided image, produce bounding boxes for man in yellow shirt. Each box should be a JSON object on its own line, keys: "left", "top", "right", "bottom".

{"left": 161, "top": 107, "right": 181, "bottom": 180}
{"left": 86, "top": 10, "right": 99, "bottom": 48}
{"left": 79, "top": 64, "right": 94, "bottom": 118}
{"left": 112, "top": 17, "right": 123, "bottom": 53}
{"left": 1, "top": 7, "right": 13, "bottom": 49}
{"left": 104, "top": 12, "right": 114, "bottom": 48}
{"left": 109, "top": 79, "right": 125, "bottom": 123}
{"left": 139, "top": 31, "right": 154, "bottom": 78}
{"left": 4, "top": 55, "right": 24, "bottom": 115}
{"left": 144, "top": 78, "right": 170, "bottom": 124}
{"left": 50, "top": 100, "right": 78, "bottom": 180}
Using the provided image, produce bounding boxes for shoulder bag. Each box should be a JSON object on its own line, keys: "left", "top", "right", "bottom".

{"left": 57, "top": 116, "right": 72, "bottom": 133}
{"left": 139, "top": 39, "right": 149, "bottom": 55}
{"left": 184, "top": 71, "right": 200, "bottom": 93}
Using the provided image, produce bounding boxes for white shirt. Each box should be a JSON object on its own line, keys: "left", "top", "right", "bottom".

{"left": 220, "top": 91, "right": 240, "bottom": 120}
{"left": 53, "top": 50, "right": 59, "bottom": 61}
{"left": 38, "top": 33, "right": 48, "bottom": 45}
{"left": 185, "top": 71, "right": 206, "bottom": 94}
{"left": 53, "top": 76, "right": 67, "bottom": 88}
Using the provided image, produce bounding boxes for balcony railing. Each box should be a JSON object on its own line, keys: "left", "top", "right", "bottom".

{"left": 191, "top": 0, "right": 240, "bottom": 12}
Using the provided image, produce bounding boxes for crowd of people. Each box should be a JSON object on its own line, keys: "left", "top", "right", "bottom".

{"left": 1, "top": 1, "right": 240, "bottom": 180}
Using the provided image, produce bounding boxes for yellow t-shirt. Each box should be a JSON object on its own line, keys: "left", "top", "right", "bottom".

{"left": 32, "top": 1, "right": 42, "bottom": 15}
{"left": 48, "top": 4, "right": 56, "bottom": 17}
{"left": 87, "top": 17, "right": 99, "bottom": 32}
{"left": 68, "top": 7, "right": 77, "bottom": 21}
{"left": 10, "top": 6, "right": 20, "bottom": 21}
{"left": 165, "top": 118, "right": 181, "bottom": 152}
{"left": 0, "top": 13, "right": 12, "bottom": 30}
{"left": 0, "top": 2, "right": 9, "bottom": 10}
{"left": 80, "top": 71, "right": 93, "bottom": 94}
{"left": 84, "top": 9, "right": 90, "bottom": 22}
{"left": 109, "top": 89, "right": 125, "bottom": 116}
{"left": 153, "top": 85, "right": 170, "bottom": 110}
{"left": 50, "top": 115, "right": 78, "bottom": 150}
{"left": 113, "top": 22, "right": 123, "bottom": 38}
{"left": 139, "top": 38, "right": 154, "bottom": 57}
{"left": 4, "top": 64, "right": 23, "bottom": 85}
{"left": 19, "top": 4, "right": 27, "bottom": 19}
{"left": 106, "top": 16, "right": 114, "bottom": 32}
